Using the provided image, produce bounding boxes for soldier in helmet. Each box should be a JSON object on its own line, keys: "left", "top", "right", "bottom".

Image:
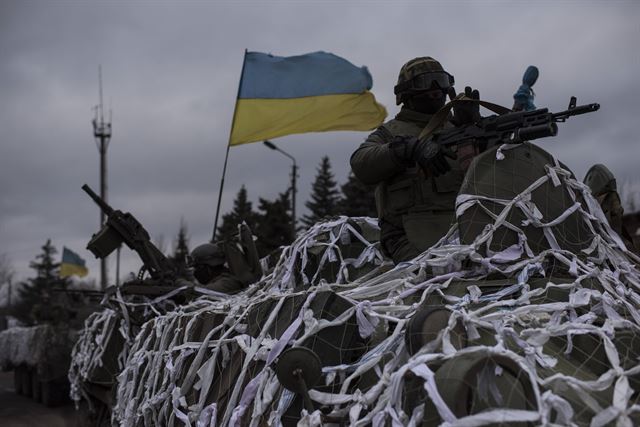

{"left": 189, "top": 223, "right": 262, "bottom": 293}
{"left": 189, "top": 242, "right": 239, "bottom": 293}
{"left": 351, "top": 57, "right": 482, "bottom": 264}
{"left": 584, "top": 164, "right": 636, "bottom": 251}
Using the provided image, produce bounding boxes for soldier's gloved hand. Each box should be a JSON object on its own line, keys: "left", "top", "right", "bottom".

{"left": 414, "top": 139, "right": 457, "bottom": 177}
{"left": 452, "top": 86, "right": 481, "bottom": 126}
{"left": 390, "top": 135, "right": 456, "bottom": 177}
{"left": 389, "top": 135, "right": 422, "bottom": 167}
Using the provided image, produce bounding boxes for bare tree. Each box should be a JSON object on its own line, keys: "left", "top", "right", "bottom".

{"left": 0, "top": 253, "right": 14, "bottom": 285}
{"left": 620, "top": 180, "right": 640, "bottom": 214}
{"left": 154, "top": 234, "right": 167, "bottom": 255}
{"left": 0, "top": 253, "right": 15, "bottom": 307}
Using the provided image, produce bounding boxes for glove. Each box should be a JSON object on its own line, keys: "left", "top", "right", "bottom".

{"left": 451, "top": 86, "right": 481, "bottom": 126}
{"left": 390, "top": 135, "right": 456, "bottom": 177}
{"left": 389, "top": 135, "right": 421, "bottom": 166}
{"left": 415, "top": 139, "right": 457, "bottom": 177}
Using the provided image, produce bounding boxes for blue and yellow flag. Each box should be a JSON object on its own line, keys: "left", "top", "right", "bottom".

{"left": 229, "top": 51, "right": 387, "bottom": 146}
{"left": 60, "top": 247, "right": 88, "bottom": 278}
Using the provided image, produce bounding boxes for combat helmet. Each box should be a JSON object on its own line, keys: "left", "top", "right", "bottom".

{"left": 584, "top": 164, "right": 617, "bottom": 197}
{"left": 457, "top": 143, "right": 595, "bottom": 255}
{"left": 189, "top": 243, "right": 225, "bottom": 268}
{"left": 394, "top": 57, "right": 454, "bottom": 105}
{"left": 189, "top": 243, "right": 226, "bottom": 284}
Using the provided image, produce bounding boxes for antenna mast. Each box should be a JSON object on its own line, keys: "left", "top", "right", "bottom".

{"left": 92, "top": 65, "right": 112, "bottom": 290}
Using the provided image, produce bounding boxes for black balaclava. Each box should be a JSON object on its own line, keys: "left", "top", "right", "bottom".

{"left": 405, "top": 89, "right": 447, "bottom": 115}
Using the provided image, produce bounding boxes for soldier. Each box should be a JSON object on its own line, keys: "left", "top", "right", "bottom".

{"left": 190, "top": 242, "right": 241, "bottom": 293}
{"left": 584, "top": 164, "right": 636, "bottom": 251}
{"left": 350, "top": 57, "right": 481, "bottom": 263}
{"left": 189, "top": 223, "right": 262, "bottom": 293}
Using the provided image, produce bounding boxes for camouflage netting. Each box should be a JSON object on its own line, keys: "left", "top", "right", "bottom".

{"left": 73, "top": 146, "right": 640, "bottom": 427}
{"left": 68, "top": 289, "right": 185, "bottom": 405}
{"left": 0, "top": 325, "right": 74, "bottom": 375}
{"left": 69, "top": 307, "right": 123, "bottom": 403}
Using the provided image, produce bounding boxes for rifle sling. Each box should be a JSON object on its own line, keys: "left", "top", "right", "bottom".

{"left": 418, "top": 95, "right": 511, "bottom": 140}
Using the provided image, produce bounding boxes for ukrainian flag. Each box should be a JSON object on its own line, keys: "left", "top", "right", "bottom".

{"left": 60, "top": 247, "right": 88, "bottom": 278}
{"left": 229, "top": 51, "right": 387, "bottom": 146}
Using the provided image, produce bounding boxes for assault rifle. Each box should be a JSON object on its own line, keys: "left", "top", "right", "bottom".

{"left": 420, "top": 96, "right": 599, "bottom": 148}
{"left": 82, "top": 184, "right": 176, "bottom": 282}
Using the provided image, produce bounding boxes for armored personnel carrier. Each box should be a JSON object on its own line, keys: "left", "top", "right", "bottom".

{"left": 70, "top": 100, "right": 640, "bottom": 426}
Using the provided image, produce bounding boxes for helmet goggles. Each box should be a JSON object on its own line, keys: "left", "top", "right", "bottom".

{"left": 394, "top": 71, "right": 455, "bottom": 96}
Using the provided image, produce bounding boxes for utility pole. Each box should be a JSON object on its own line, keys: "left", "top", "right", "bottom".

{"left": 290, "top": 162, "right": 297, "bottom": 237}
{"left": 263, "top": 140, "right": 298, "bottom": 239}
{"left": 92, "top": 66, "right": 112, "bottom": 290}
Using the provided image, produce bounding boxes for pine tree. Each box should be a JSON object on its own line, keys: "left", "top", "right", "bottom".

{"left": 338, "top": 172, "right": 378, "bottom": 218}
{"left": 302, "top": 156, "right": 340, "bottom": 228}
{"left": 255, "top": 191, "right": 294, "bottom": 256}
{"left": 217, "top": 185, "right": 258, "bottom": 241}
{"left": 172, "top": 218, "right": 191, "bottom": 279}
{"left": 14, "top": 239, "right": 70, "bottom": 325}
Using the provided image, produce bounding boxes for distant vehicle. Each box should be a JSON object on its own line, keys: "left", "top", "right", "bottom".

{"left": 0, "top": 289, "right": 102, "bottom": 407}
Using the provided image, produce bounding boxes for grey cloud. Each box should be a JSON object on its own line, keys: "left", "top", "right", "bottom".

{"left": 1, "top": 0, "right": 638, "bottom": 284}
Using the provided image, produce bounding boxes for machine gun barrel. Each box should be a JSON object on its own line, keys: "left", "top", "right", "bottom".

{"left": 82, "top": 184, "right": 114, "bottom": 216}
{"left": 552, "top": 102, "right": 600, "bottom": 121}
{"left": 82, "top": 184, "right": 176, "bottom": 281}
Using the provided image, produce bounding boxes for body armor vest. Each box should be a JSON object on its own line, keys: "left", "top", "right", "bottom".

{"left": 375, "top": 118, "right": 463, "bottom": 227}
{"left": 374, "top": 113, "right": 464, "bottom": 254}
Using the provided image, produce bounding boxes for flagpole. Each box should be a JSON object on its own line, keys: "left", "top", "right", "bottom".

{"left": 212, "top": 49, "right": 248, "bottom": 243}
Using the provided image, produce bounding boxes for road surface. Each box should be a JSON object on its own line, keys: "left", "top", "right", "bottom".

{"left": 0, "top": 371, "right": 82, "bottom": 427}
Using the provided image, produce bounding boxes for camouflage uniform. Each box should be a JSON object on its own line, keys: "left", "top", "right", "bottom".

{"left": 584, "top": 164, "right": 635, "bottom": 250}
{"left": 351, "top": 110, "right": 463, "bottom": 263}
{"left": 206, "top": 271, "right": 246, "bottom": 294}
{"left": 351, "top": 57, "right": 468, "bottom": 263}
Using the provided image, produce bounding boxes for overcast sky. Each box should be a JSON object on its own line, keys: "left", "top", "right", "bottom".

{"left": 0, "top": 0, "right": 639, "bottom": 290}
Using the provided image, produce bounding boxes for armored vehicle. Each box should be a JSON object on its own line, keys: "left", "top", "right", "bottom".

{"left": 70, "top": 99, "right": 640, "bottom": 426}
{"left": 0, "top": 289, "right": 102, "bottom": 407}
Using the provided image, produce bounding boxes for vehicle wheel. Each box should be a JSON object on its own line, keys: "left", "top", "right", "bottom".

{"left": 58, "top": 379, "right": 71, "bottom": 405}
{"left": 75, "top": 402, "right": 95, "bottom": 427}
{"left": 41, "top": 380, "right": 59, "bottom": 407}
{"left": 31, "top": 371, "right": 42, "bottom": 403}
{"left": 405, "top": 307, "right": 467, "bottom": 355}
{"left": 21, "top": 367, "right": 33, "bottom": 398}
{"left": 13, "top": 369, "right": 24, "bottom": 395}
{"left": 423, "top": 351, "right": 536, "bottom": 426}
{"left": 94, "top": 400, "right": 112, "bottom": 427}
